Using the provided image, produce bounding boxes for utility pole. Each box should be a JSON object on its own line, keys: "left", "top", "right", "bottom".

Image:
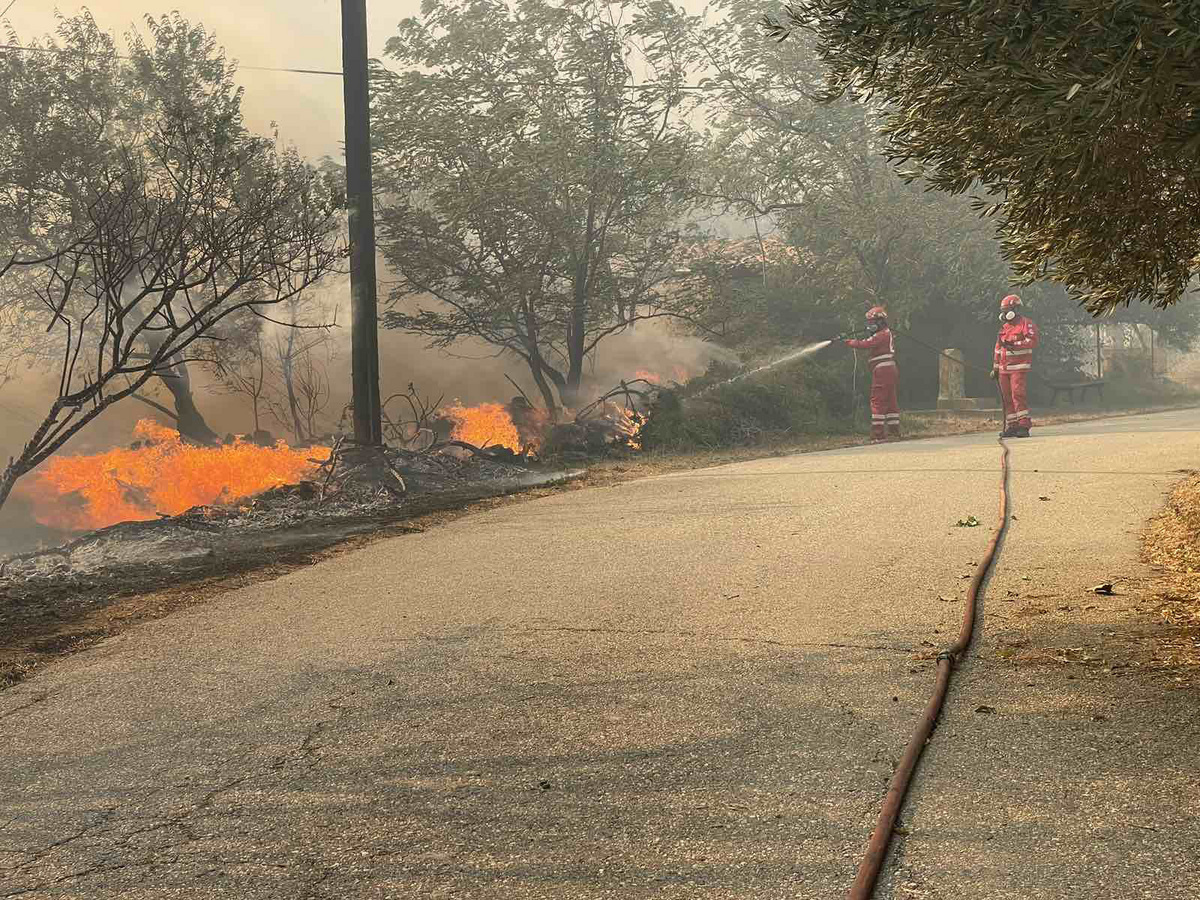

{"left": 341, "top": 0, "right": 383, "bottom": 445}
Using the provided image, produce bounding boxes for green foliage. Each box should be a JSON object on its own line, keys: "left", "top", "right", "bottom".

{"left": 0, "top": 15, "right": 122, "bottom": 258}
{"left": 679, "top": 237, "right": 847, "bottom": 352}
{"left": 639, "top": 355, "right": 853, "bottom": 449}
{"left": 767, "top": 1, "right": 1200, "bottom": 314}
{"left": 372, "top": 0, "right": 708, "bottom": 411}
{"left": 688, "top": 0, "right": 1200, "bottom": 405}
{"left": 695, "top": 0, "right": 931, "bottom": 322}
{"left": 693, "top": 0, "right": 1042, "bottom": 373}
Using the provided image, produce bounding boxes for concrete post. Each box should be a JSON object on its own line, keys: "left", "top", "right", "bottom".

{"left": 937, "top": 349, "right": 969, "bottom": 409}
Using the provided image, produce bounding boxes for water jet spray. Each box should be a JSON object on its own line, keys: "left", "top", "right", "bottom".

{"left": 695, "top": 339, "right": 836, "bottom": 395}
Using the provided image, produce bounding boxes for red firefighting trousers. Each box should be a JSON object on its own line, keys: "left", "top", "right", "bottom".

{"left": 999, "top": 371, "right": 1031, "bottom": 429}
{"left": 870, "top": 364, "right": 900, "bottom": 441}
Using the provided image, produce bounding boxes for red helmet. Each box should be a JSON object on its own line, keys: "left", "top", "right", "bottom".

{"left": 866, "top": 305, "right": 887, "bottom": 320}
{"left": 1001, "top": 294, "right": 1022, "bottom": 309}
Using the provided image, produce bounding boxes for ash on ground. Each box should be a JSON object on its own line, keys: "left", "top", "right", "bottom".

{"left": 1, "top": 446, "right": 571, "bottom": 596}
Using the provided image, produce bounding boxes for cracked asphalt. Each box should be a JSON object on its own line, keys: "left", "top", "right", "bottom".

{"left": 2, "top": 409, "right": 1199, "bottom": 899}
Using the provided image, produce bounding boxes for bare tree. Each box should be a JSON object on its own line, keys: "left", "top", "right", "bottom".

{"left": 0, "top": 14, "right": 343, "bottom": 512}
{"left": 264, "top": 294, "right": 338, "bottom": 444}
{"left": 268, "top": 328, "right": 335, "bottom": 444}
{"left": 218, "top": 323, "right": 272, "bottom": 436}
{"left": 289, "top": 346, "right": 334, "bottom": 442}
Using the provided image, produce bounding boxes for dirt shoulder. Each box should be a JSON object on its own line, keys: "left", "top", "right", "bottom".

{"left": 1138, "top": 473, "right": 1200, "bottom": 677}
{"left": 2, "top": 401, "right": 1195, "bottom": 691}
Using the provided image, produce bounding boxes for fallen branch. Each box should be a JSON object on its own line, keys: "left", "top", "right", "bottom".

{"left": 574, "top": 378, "right": 656, "bottom": 422}
{"left": 431, "top": 439, "right": 527, "bottom": 463}
{"left": 316, "top": 435, "right": 345, "bottom": 504}
{"left": 382, "top": 384, "right": 444, "bottom": 449}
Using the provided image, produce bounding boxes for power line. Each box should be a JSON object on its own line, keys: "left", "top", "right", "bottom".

{"left": 241, "top": 63, "right": 341, "bottom": 76}
{"left": 0, "top": 1, "right": 18, "bottom": 21}
{"left": 372, "top": 66, "right": 720, "bottom": 91}
{"left": 0, "top": 42, "right": 727, "bottom": 89}
{"left": 0, "top": 43, "right": 342, "bottom": 77}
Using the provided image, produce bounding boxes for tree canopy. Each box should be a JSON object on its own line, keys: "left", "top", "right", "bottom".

{"left": 693, "top": 2, "right": 1035, "bottom": 353}
{"left": 763, "top": 1, "right": 1200, "bottom": 314}
{"left": 372, "top": 0, "right": 708, "bottom": 411}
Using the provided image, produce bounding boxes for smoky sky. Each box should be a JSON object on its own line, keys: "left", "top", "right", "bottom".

{"left": 6, "top": 0, "right": 712, "bottom": 160}
{"left": 4, "top": 0, "right": 419, "bottom": 161}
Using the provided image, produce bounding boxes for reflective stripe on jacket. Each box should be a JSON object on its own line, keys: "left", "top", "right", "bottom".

{"left": 994, "top": 317, "right": 1038, "bottom": 372}
{"left": 846, "top": 328, "right": 896, "bottom": 370}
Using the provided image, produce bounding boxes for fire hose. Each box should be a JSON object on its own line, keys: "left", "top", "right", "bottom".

{"left": 842, "top": 330, "right": 1014, "bottom": 899}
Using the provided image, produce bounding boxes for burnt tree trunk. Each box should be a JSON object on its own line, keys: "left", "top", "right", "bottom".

{"left": 0, "top": 465, "right": 18, "bottom": 515}
{"left": 528, "top": 358, "right": 559, "bottom": 416}
{"left": 158, "top": 361, "right": 220, "bottom": 446}
{"left": 279, "top": 328, "right": 307, "bottom": 442}
{"left": 251, "top": 333, "right": 265, "bottom": 434}
{"left": 563, "top": 198, "right": 596, "bottom": 409}
{"left": 521, "top": 299, "right": 564, "bottom": 419}
{"left": 139, "top": 305, "right": 220, "bottom": 445}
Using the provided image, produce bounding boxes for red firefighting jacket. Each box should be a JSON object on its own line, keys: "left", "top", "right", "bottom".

{"left": 994, "top": 317, "right": 1039, "bottom": 373}
{"left": 846, "top": 328, "right": 896, "bottom": 372}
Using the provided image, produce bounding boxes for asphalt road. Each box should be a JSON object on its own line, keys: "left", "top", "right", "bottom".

{"left": 3, "top": 409, "right": 1199, "bottom": 899}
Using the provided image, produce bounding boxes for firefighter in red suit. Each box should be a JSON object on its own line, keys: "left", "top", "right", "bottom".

{"left": 990, "top": 294, "right": 1039, "bottom": 438}
{"left": 845, "top": 306, "right": 899, "bottom": 442}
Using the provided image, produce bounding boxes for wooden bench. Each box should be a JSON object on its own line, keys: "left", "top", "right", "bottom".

{"left": 1046, "top": 380, "right": 1105, "bottom": 405}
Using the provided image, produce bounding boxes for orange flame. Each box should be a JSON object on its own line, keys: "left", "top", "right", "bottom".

{"left": 443, "top": 401, "right": 523, "bottom": 452}
{"left": 19, "top": 419, "right": 331, "bottom": 532}
{"left": 613, "top": 405, "right": 645, "bottom": 450}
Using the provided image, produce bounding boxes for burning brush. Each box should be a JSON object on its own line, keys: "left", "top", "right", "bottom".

{"left": 13, "top": 374, "right": 665, "bottom": 542}
{"left": 17, "top": 420, "right": 332, "bottom": 532}
{"left": 539, "top": 379, "right": 657, "bottom": 454}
